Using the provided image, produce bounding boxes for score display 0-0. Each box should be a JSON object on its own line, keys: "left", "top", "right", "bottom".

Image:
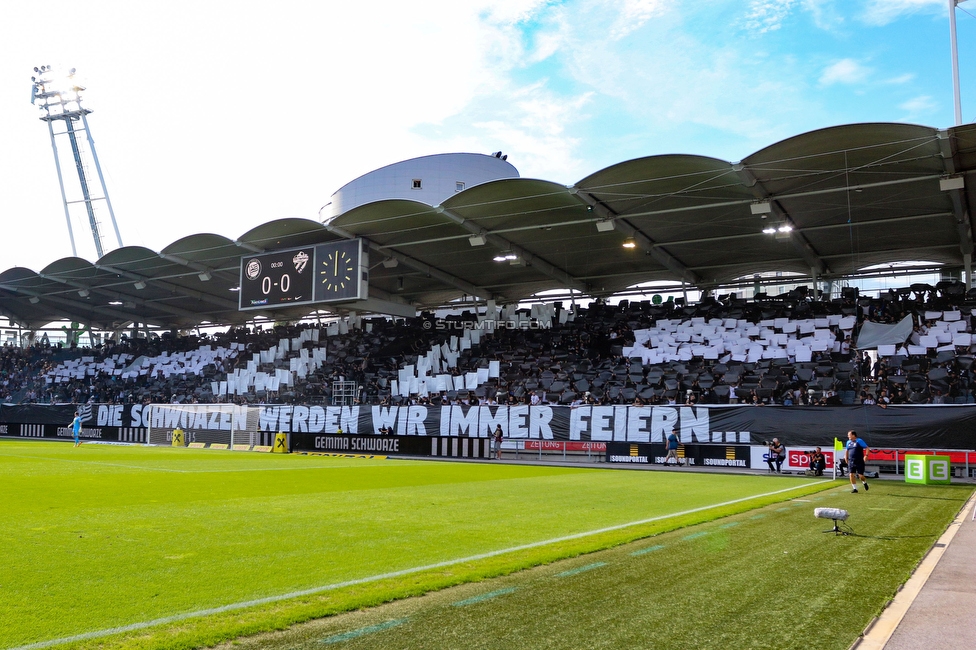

{"left": 238, "top": 239, "right": 366, "bottom": 310}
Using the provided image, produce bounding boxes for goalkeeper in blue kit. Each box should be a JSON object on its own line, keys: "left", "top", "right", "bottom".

{"left": 71, "top": 411, "right": 82, "bottom": 447}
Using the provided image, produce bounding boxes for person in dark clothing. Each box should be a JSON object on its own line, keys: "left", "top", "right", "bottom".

{"left": 665, "top": 427, "right": 683, "bottom": 466}
{"left": 846, "top": 430, "right": 870, "bottom": 493}
{"left": 766, "top": 438, "right": 785, "bottom": 473}
{"left": 809, "top": 447, "right": 826, "bottom": 476}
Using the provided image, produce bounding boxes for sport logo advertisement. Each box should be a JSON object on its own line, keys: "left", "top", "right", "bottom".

{"left": 292, "top": 251, "right": 308, "bottom": 274}
{"left": 788, "top": 449, "right": 834, "bottom": 469}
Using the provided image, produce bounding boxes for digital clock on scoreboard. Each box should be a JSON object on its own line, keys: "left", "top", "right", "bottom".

{"left": 238, "top": 247, "right": 316, "bottom": 310}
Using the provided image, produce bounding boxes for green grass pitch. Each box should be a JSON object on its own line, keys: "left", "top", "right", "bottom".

{"left": 0, "top": 440, "right": 968, "bottom": 650}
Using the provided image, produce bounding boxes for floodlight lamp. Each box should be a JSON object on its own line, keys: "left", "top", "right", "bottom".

{"left": 198, "top": 271, "right": 212, "bottom": 282}
{"left": 750, "top": 201, "right": 772, "bottom": 215}
{"left": 763, "top": 226, "right": 777, "bottom": 234}
{"left": 77, "top": 289, "right": 90, "bottom": 297}
{"left": 108, "top": 299, "right": 123, "bottom": 306}
{"left": 38, "top": 66, "right": 83, "bottom": 97}
{"left": 595, "top": 219, "right": 615, "bottom": 232}
{"left": 133, "top": 281, "right": 147, "bottom": 290}
{"left": 229, "top": 286, "right": 241, "bottom": 292}
{"left": 622, "top": 237, "right": 637, "bottom": 248}
{"left": 382, "top": 257, "right": 399, "bottom": 268}
{"left": 468, "top": 234, "right": 487, "bottom": 246}
{"left": 29, "top": 296, "right": 40, "bottom": 304}
{"left": 777, "top": 224, "right": 793, "bottom": 233}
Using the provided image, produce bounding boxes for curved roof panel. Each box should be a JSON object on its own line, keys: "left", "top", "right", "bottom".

{"left": 238, "top": 218, "right": 338, "bottom": 251}
{"left": 331, "top": 199, "right": 462, "bottom": 246}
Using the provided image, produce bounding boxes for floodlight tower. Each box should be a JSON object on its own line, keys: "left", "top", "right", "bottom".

{"left": 31, "top": 65, "right": 123, "bottom": 258}
{"left": 949, "top": 1, "right": 972, "bottom": 126}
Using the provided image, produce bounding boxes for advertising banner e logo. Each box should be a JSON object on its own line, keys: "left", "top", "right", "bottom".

{"left": 906, "top": 458, "right": 924, "bottom": 480}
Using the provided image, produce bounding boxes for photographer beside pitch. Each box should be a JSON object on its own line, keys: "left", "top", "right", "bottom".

{"left": 765, "top": 438, "right": 785, "bottom": 473}
{"left": 845, "top": 430, "right": 870, "bottom": 493}
{"left": 809, "top": 447, "right": 826, "bottom": 476}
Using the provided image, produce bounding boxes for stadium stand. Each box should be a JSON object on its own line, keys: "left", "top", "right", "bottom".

{"left": 5, "top": 279, "right": 976, "bottom": 409}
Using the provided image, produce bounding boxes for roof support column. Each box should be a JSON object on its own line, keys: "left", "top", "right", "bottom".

{"left": 321, "top": 222, "right": 496, "bottom": 301}
{"left": 434, "top": 206, "right": 589, "bottom": 294}
{"left": 732, "top": 163, "right": 829, "bottom": 276}
{"left": 936, "top": 130, "right": 975, "bottom": 263}
{"left": 568, "top": 188, "right": 700, "bottom": 285}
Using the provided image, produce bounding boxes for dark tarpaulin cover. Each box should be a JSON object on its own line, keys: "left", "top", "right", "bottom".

{"left": 705, "top": 404, "right": 976, "bottom": 449}
{"left": 854, "top": 314, "right": 913, "bottom": 349}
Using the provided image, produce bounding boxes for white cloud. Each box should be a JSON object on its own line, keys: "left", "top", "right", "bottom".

{"left": 547, "top": 9, "right": 817, "bottom": 158}
{"left": 460, "top": 83, "right": 594, "bottom": 182}
{"left": 885, "top": 73, "right": 916, "bottom": 84}
{"left": 801, "top": 0, "right": 844, "bottom": 30}
{"left": 607, "top": 0, "right": 671, "bottom": 40}
{"left": 820, "top": 58, "right": 872, "bottom": 85}
{"left": 744, "top": 0, "right": 797, "bottom": 34}
{"left": 861, "top": 0, "right": 944, "bottom": 26}
{"left": 899, "top": 95, "right": 938, "bottom": 117}
{"left": 741, "top": 0, "right": 844, "bottom": 35}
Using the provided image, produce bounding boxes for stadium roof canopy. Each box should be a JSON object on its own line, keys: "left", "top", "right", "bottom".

{"left": 2, "top": 122, "right": 976, "bottom": 331}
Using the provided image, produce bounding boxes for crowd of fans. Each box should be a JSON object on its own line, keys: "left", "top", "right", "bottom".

{"left": 2, "top": 280, "right": 975, "bottom": 408}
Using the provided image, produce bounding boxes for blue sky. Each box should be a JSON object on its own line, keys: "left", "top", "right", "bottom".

{"left": 0, "top": 0, "right": 972, "bottom": 267}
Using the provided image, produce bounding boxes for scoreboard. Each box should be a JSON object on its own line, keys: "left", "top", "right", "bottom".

{"left": 239, "top": 240, "right": 367, "bottom": 311}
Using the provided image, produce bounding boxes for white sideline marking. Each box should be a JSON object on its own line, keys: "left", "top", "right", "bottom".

{"left": 6, "top": 481, "right": 822, "bottom": 650}
{"left": 0, "top": 452, "right": 191, "bottom": 473}
{"left": 0, "top": 452, "right": 351, "bottom": 474}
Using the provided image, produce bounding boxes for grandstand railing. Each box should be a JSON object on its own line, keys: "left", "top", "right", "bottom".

{"left": 866, "top": 447, "right": 976, "bottom": 477}
{"left": 509, "top": 439, "right": 607, "bottom": 462}
{"left": 504, "top": 440, "right": 976, "bottom": 476}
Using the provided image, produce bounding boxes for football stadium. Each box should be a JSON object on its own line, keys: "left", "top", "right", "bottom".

{"left": 5, "top": 7, "right": 976, "bottom": 650}
{"left": 4, "top": 121, "right": 976, "bottom": 650}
